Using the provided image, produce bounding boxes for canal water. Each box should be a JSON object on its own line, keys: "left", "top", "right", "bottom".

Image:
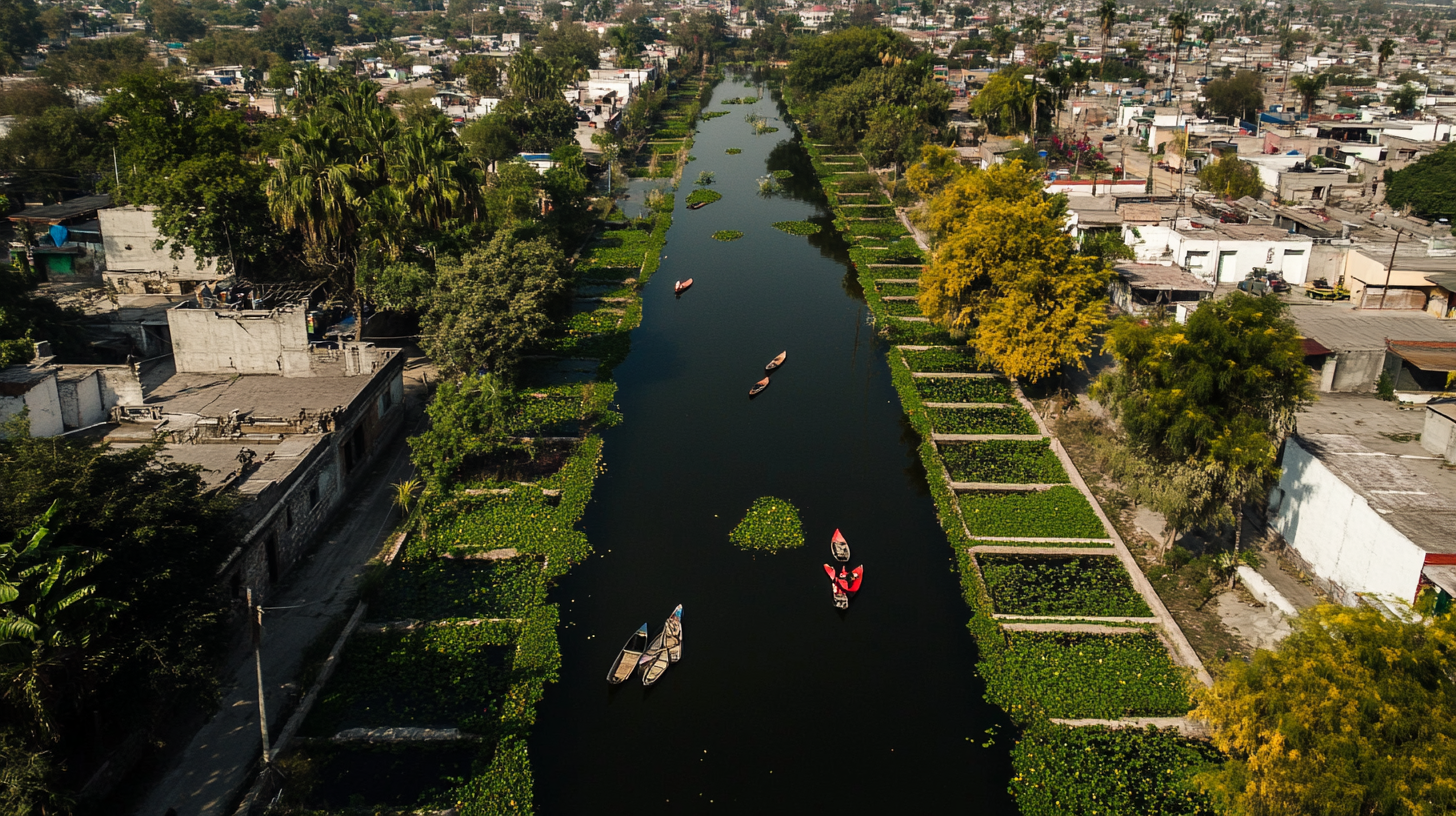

{"left": 531, "top": 78, "right": 1017, "bottom": 813}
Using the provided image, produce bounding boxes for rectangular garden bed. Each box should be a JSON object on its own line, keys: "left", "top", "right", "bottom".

{"left": 277, "top": 741, "right": 491, "bottom": 813}
{"left": 939, "top": 440, "right": 1069, "bottom": 484}
{"left": 302, "top": 623, "right": 518, "bottom": 737}
{"left": 912, "top": 376, "right": 1015, "bottom": 404}
{"left": 958, "top": 487, "right": 1109, "bottom": 538}
{"left": 880, "top": 299, "right": 925, "bottom": 316}
{"left": 980, "top": 554, "right": 1153, "bottom": 617}
{"left": 926, "top": 406, "right": 1039, "bottom": 435}
{"left": 989, "top": 631, "right": 1192, "bottom": 718}
{"left": 875, "top": 282, "right": 920, "bottom": 297}
{"left": 901, "top": 347, "right": 994, "bottom": 374}
{"left": 370, "top": 557, "right": 544, "bottom": 622}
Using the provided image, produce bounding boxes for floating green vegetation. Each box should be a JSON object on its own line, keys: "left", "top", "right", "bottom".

{"left": 695, "top": 170, "right": 716, "bottom": 185}
{"left": 1011, "top": 724, "right": 1219, "bottom": 816}
{"left": 702, "top": 110, "right": 729, "bottom": 119}
{"left": 901, "top": 348, "right": 993, "bottom": 374}
{"left": 726, "top": 147, "right": 742, "bottom": 154}
{"left": 772, "top": 220, "right": 821, "bottom": 235}
{"left": 720, "top": 96, "right": 754, "bottom": 104}
{"left": 913, "top": 377, "right": 1015, "bottom": 404}
{"left": 686, "top": 189, "right": 722, "bottom": 206}
{"left": 728, "top": 496, "right": 804, "bottom": 553}
{"left": 958, "top": 487, "right": 1108, "bottom": 539}
{"left": 926, "top": 406, "right": 1039, "bottom": 435}
{"left": 987, "top": 631, "right": 1192, "bottom": 718}
{"left": 712, "top": 230, "right": 744, "bottom": 241}
{"left": 981, "top": 555, "right": 1153, "bottom": 617}
{"left": 940, "top": 440, "right": 1069, "bottom": 484}
{"left": 771, "top": 169, "right": 793, "bottom": 179}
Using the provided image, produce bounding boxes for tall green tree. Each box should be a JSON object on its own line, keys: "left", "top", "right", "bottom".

{"left": 1378, "top": 36, "right": 1397, "bottom": 74}
{"left": 1198, "top": 153, "right": 1264, "bottom": 199}
{"left": 1289, "top": 72, "right": 1325, "bottom": 114}
{"left": 1193, "top": 605, "right": 1456, "bottom": 816}
{"left": 1092, "top": 293, "right": 1314, "bottom": 544}
{"left": 418, "top": 233, "right": 571, "bottom": 381}
{"left": 1203, "top": 70, "right": 1264, "bottom": 119}
{"left": 1386, "top": 142, "right": 1456, "bottom": 218}
{"left": 0, "top": 0, "right": 38, "bottom": 73}
{"left": 1097, "top": 0, "right": 1118, "bottom": 77}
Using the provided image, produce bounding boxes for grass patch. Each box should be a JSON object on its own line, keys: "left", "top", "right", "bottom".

{"left": 981, "top": 554, "right": 1153, "bottom": 617}
{"left": 728, "top": 496, "right": 804, "bottom": 553}
{"left": 712, "top": 230, "right": 744, "bottom": 241}
{"left": 958, "top": 487, "right": 1109, "bottom": 538}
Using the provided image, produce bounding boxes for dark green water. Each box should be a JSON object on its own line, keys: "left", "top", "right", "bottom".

{"left": 531, "top": 79, "right": 1017, "bottom": 814}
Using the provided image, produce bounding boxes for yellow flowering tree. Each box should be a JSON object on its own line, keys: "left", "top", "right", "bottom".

{"left": 918, "top": 161, "right": 1109, "bottom": 381}
{"left": 1192, "top": 605, "right": 1456, "bottom": 816}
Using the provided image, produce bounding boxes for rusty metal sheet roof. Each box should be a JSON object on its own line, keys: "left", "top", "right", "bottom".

{"left": 1387, "top": 339, "right": 1456, "bottom": 372}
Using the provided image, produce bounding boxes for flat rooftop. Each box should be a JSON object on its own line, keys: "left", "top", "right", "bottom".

{"left": 1294, "top": 394, "right": 1456, "bottom": 554}
{"left": 140, "top": 350, "right": 397, "bottom": 419}
{"left": 1287, "top": 304, "right": 1456, "bottom": 352}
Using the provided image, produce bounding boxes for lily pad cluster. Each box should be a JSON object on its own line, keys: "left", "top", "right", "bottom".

{"left": 711, "top": 230, "right": 744, "bottom": 241}
{"left": 772, "top": 220, "right": 821, "bottom": 236}
{"left": 728, "top": 496, "right": 805, "bottom": 553}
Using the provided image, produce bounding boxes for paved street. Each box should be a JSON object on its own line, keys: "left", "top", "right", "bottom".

{"left": 133, "top": 352, "right": 433, "bottom": 816}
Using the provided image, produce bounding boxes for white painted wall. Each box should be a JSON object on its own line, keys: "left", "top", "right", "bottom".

{"left": 0, "top": 371, "right": 63, "bottom": 437}
{"left": 1122, "top": 224, "right": 1315, "bottom": 284}
{"left": 167, "top": 305, "right": 313, "bottom": 377}
{"left": 1269, "top": 439, "right": 1429, "bottom": 604}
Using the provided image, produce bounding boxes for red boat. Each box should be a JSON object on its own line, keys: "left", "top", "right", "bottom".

{"left": 675, "top": 278, "right": 693, "bottom": 295}
{"left": 822, "top": 564, "right": 863, "bottom": 601}
{"left": 749, "top": 376, "right": 770, "bottom": 397}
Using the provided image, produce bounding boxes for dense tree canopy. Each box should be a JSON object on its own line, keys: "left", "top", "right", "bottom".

{"left": 787, "top": 26, "right": 910, "bottom": 95}
{"left": 1193, "top": 605, "right": 1456, "bottom": 816}
{"left": 1198, "top": 153, "right": 1264, "bottom": 200}
{"left": 1202, "top": 70, "right": 1264, "bottom": 119}
{"left": 919, "top": 162, "right": 1110, "bottom": 381}
{"left": 1386, "top": 142, "right": 1456, "bottom": 218}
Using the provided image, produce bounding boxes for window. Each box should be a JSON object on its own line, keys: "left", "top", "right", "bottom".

{"left": 1184, "top": 251, "right": 1210, "bottom": 270}
{"left": 308, "top": 483, "right": 320, "bottom": 508}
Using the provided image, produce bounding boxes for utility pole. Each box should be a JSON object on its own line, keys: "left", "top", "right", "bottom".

{"left": 248, "top": 588, "right": 272, "bottom": 767}
{"left": 1380, "top": 227, "right": 1405, "bottom": 310}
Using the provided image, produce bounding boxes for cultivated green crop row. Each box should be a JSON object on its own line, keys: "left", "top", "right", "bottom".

{"left": 781, "top": 84, "right": 1205, "bottom": 815}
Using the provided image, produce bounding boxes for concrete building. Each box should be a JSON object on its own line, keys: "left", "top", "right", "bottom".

{"left": 1108, "top": 260, "right": 1214, "bottom": 315}
{"left": 1125, "top": 220, "right": 1315, "bottom": 285}
{"left": 1288, "top": 304, "right": 1456, "bottom": 392}
{"left": 1269, "top": 426, "right": 1456, "bottom": 609}
{"left": 98, "top": 206, "right": 225, "bottom": 295}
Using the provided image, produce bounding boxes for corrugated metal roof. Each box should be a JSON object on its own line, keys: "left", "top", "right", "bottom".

{"left": 1387, "top": 340, "right": 1456, "bottom": 372}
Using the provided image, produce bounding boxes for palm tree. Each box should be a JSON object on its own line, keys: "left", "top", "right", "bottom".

{"left": 1167, "top": 11, "right": 1191, "bottom": 103}
{"left": 1097, "top": 0, "right": 1118, "bottom": 79}
{"left": 0, "top": 502, "right": 119, "bottom": 743}
{"left": 1289, "top": 73, "right": 1325, "bottom": 114}
{"left": 1377, "top": 37, "right": 1396, "bottom": 75}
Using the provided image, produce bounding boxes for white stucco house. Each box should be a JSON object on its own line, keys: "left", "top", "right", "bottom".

{"left": 1123, "top": 220, "right": 1315, "bottom": 285}
{"left": 1269, "top": 433, "right": 1456, "bottom": 607}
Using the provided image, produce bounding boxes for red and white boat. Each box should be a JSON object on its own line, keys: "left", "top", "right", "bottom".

{"left": 674, "top": 278, "right": 693, "bottom": 294}
{"left": 822, "top": 564, "right": 863, "bottom": 607}
{"left": 831, "top": 529, "right": 850, "bottom": 562}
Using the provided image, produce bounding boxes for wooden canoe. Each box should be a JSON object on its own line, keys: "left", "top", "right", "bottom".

{"left": 765, "top": 351, "right": 787, "bottom": 371}
{"left": 675, "top": 278, "right": 693, "bottom": 294}
{"left": 831, "top": 529, "right": 850, "bottom": 562}
{"left": 640, "top": 604, "right": 683, "bottom": 685}
{"left": 687, "top": 201, "right": 707, "bottom": 209}
{"left": 749, "top": 377, "right": 770, "bottom": 396}
{"left": 607, "top": 623, "right": 648, "bottom": 684}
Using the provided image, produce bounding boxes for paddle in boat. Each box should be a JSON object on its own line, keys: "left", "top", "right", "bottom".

{"left": 749, "top": 377, "right": 770, "bottom": 397}
{"left": 831, "top": 529, "right": 850, "bottom": 562}
{"left": 823, "top": 564, "right": 850, "bottom": 609}
{"left": 765, "top": 351, "right": 787, "bottom": 371}
{"left": 606, "top": 623, "right": 648, "bottom": 684}
{"left": 638, "top": 604, "right": 683, "bottom": 686}
{"left": 674, "top": 278, "right": 693, "bottom": 295}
